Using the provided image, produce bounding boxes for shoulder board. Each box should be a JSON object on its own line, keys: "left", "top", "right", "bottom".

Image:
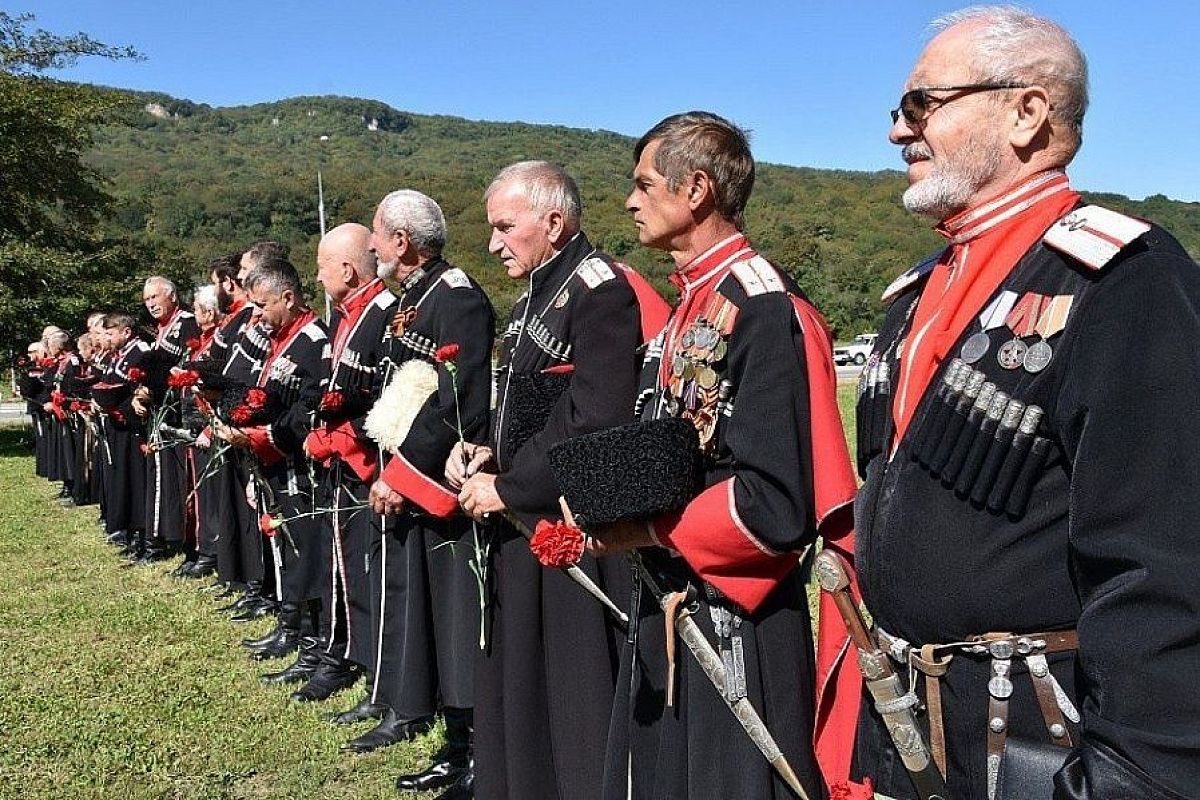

{"left": 134, "top": 341, "right": 151, "bottom": 352}
{"left": 441, "top": 268, "right": 472, "bottom": 290}
{"left": 178, "top": 311, "right": 195, "bottom": 320}
{"left": 881, "top": 249, "right": 944, "bottom": 303}
{"left": 372, "top": 289, "right": 398, "bottom": 309}
{"left": 1043, "top": 205, "right": 1151, "bottom": 270}
{"left": 730, "top": 255, "right": 785, "bottom": 297}
{"left": 321, "top": 343, "right": 332, "bottom": 360}
{"left": 576, "top": 257, "right": 616, "bottom": 289}
{"left": 300, "top": 321, "right": 327, "bottom": 343}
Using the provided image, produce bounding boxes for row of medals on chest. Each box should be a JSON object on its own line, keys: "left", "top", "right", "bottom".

{"left": 960, "top": 291, "right": 1073, "bottom": 374}
{"left": 665, "top": 315, "right": 731, "bottom": 453}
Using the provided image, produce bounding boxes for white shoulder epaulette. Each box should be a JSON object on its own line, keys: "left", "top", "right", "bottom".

{"left": 321, "top": 342, "right": 332, "bottom": 360}
{"left": 441, "top": 268, "right": 471, "bottom": 289}
{"left": 730, "top": 255, "right": 784, "bottom": 297}
{"left": 1043, "top": 205, "right": 1151, "bottom": 271}
{"left": 301, "top": 320, "right": 327, "bottom": 343}
{"left": 134, "top": 341, "right": 151, "bottom": 352}
{"left": 881, "top": 250, "right": 945, "bottom": 303}
{"left": 576, "top": 257, "right": 616, "bottom": 289}
{"left": 372, "top": 289, "right": 397, "bottom": 309}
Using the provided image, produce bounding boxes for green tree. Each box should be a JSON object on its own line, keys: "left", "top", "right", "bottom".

{"left": 0, "top": 12, "right": 144, "bottom": 358}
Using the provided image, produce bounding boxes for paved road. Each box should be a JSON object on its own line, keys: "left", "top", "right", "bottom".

{"left": 0, "top": 404, "right": 30, "bottom": 423}
{"left": 835, "top": 364, "right": 864, "bottom": 383}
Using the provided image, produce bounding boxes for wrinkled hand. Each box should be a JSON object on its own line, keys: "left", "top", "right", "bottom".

{"left": 368, "top": 480, "right": 406, "bottom": 516}
{"left": 459, "top": 472, "right": 505, "bottom": 522}
{"left": 133, "top": 386, "right": 151, "bottom": 402}
{"left": 195, "top": 430, "right": 211, "bottom": 449}
{"left": 131, "top": 397, "right": 149, "bottom": 417}
{"left": 214, "top": 421, "right": 249, "bottom": 448}
{"left": 42, "top": 402, "right": 53, "bottom": 413}
{"left": 445, "top": 441, "right": 494, "bottom": 489}
{"left": 560, "top": 498, "right": 658, "bottom": 556}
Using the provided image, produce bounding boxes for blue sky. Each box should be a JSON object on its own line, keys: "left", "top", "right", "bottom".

{"left": 20, "top": 0, "right": 1200, "bottom": 202}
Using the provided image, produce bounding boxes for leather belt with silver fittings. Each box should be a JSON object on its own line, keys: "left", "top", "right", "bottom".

{"left": 875, "top": 627, "right": 1080, "bottom": 800}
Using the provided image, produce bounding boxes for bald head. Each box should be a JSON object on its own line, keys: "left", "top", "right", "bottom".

{"left": 317, "top": 222, "right": 378, "bottom": 303}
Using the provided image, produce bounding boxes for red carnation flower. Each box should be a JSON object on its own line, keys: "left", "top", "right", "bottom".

{"left": 321, "top": 390, "right": 344, "bottom": 412}
{"left": 258, "top": 513, "right": 280, "bottom": 537}
{"left": 127, "top": 367, "right": 146, "bottom": 383}
{"left": 39, "top": 357, "right": 55, "bottom": 368}
{"left": 434, "top": 343, "right": 461, "bottom": 363}
{"left": 245, "top": 388, "right": 267, "bottom": 409}
{"left": 529, "top": 519, "right": 586, "bottom": 568}
{"left": 186, "top": 337, "right": 202, "bottom": 352}
{"left": 229, "top": 404, "right": 253, "bottom": 425}
{"left": 167, "top": 370, "right": 200, "bottom": 389}
{"left": 50, "top": 390, "right": 65, "bottom": 405}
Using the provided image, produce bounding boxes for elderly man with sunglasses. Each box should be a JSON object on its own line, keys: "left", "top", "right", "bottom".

{"left": 827, "top": 7, "right": 1200, "bottom": 800}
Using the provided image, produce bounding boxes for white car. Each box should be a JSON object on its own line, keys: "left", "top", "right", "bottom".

{"left": 833, "top": 333, "right": 878, "bottom": 366}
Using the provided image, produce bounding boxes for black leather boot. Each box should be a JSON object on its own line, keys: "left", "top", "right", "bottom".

{"left": 324, "top": 691, "right": 389, "bottom": 725}
{"left": 213, "top": 581, "right": 246, "bottom": 601}
{"left": 121, "top": 529, "right": 145, "bottom": 559}
{"left": 133, "top": 534, "right": 174, "bottom": 565}
{"left": 183, "top": 553, "right": 217, "bottom": 579}
{"left": 341, "top": 709, "right": 433, "bottom": 753}
{"left": 260, "top": 636, "right": 323, "bottom": 685}
{"left": 289, "top": 654, "right": 363, "bottom": 703}
{"left": 396, "top": 707, "right": 472, "bottom": 792}
{"left": 242, "top": 623, "right": 284, "bottom": 650}
{"left": 230, "top": 595, "right": 276, "bottom": 623}
{"left": 431, "top": 759, "right": 474, "bottom": 800}
{"left": 250, "top": 602, "right": 299, "bottom": 660}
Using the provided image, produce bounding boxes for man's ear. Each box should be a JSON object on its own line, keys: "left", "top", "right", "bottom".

{"left": 686, "top": 170, "right": 714, "bottom": 212}
{"left": 544, "top": 209, "right": 566, "bottom": 246}
{"left": 1010, "top": 86, "right": 1052, "bottom": 149}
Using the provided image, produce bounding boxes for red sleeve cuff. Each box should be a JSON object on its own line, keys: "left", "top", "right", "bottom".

{"left": 652, "top": 478, "right": 797, "bottom": 613}
{"left": 381, "top": 451, "right": 460, "bottom": 518}
{"left": 305, "top": 429, "right": 334, "bottom": 462}
{"left": 245, "top": 426, "right": 285, "bottom": 467}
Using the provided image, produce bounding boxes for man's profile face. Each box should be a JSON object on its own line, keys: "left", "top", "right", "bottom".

{"left": 486, "top": 183, "right": 556, "bottom": 279}
{"left": 143, "top": 283, "right": 175, "bottom": 321}
{"left": 106, "top": 326, "right": 130, "bottom": 349}
{"left": 888, "top": 24, "right": 1006, "bottom": 220}
{"left": 249, "top": 285, "right": 290, "bottom": 332}
{"left": 626, "top": 139, "right": 695, "bottom": 252}
{"left": 369, "top": 207, "right": 418, "bottom": 282}
{"left": 316, "top": 248, "right": 351, "bottom": 303}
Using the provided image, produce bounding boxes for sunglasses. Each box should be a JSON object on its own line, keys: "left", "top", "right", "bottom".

{"left": 891, "top": 83, "right": 1031, "bottom": 125}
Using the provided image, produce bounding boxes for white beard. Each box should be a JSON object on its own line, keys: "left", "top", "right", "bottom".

{"left": 376, "top": 258, "right": 398, "bottom": 280}
{"left": 902, "top": 131, "right": 1004, "bottom": 220}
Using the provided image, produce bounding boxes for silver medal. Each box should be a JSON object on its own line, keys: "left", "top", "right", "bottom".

{"left": 1023, "top": 340, "right": 1053, "bottom": 373}
{"left": 997, "top": 338, "right": 1028, "bottom": 370}
{"left": 960, "top": 331, "right": 991, "bottom": 364}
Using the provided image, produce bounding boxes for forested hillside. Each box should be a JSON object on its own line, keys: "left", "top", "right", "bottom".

{"left": 83, "top": 92, "right": 1200, "bottom": 337}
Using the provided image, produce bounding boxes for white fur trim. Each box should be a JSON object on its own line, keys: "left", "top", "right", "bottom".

{"left": 363, "top": 359, "right": 439, "bottom": 453}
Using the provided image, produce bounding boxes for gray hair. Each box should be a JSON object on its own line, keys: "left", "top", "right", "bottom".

{"left": 377, "top": 190, "right": 447, "bottom": 257}
{"left": 144, "top": 275, "right": 178, "bottom": 298}
{"left": 46, "top": 330, "right": 70, "bottom": 348}
{"left": 193, "top": 285, "right": 220, "bottom": 314}
{"left": 245, "top": 256, "right": 304, "bottom": 300}
{"left": 931, "top": 6, "right": 1088, "bottom": 159}
{"left": 484, "top": 161, "right": 582, "bottom": 233}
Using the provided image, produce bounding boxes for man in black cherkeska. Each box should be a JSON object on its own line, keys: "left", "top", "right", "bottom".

{"left": 842, "top": 7, "right": 1200, "bottom": 800}
{"left": 452, "top": 161, "right": 668, "bottom": 800}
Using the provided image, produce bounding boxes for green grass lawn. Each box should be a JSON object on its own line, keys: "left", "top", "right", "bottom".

{"left": 0, "top": 427, "right": 443, "bottom": 800}
{"left": 0, "top": 387, "right": 865, "bottom": 800}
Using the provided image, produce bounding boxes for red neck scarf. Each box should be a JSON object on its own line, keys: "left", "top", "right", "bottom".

{"left": 331, "top": 278, "right": 385, "bottom": 364}
{"left": 891, "top": 172, "right": 1079, "bottom": 446}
